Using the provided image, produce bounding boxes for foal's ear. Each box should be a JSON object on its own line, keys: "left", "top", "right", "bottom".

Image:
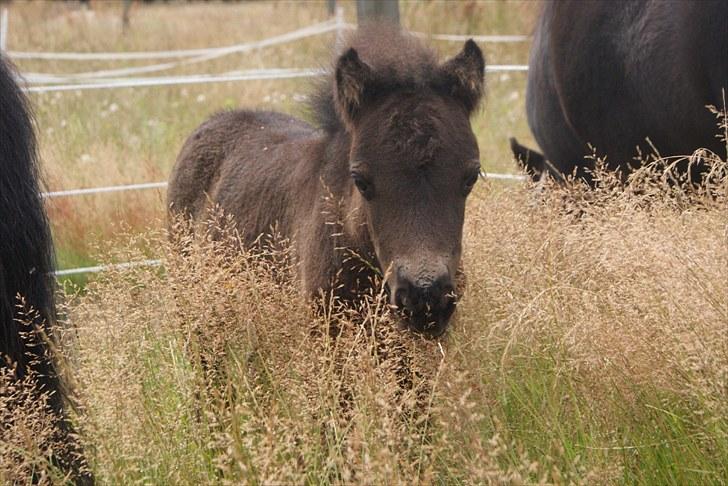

{"left": 438, "top": 40, "right": 485, "bottom": 113}
{"left": 335, "top": 48, "right": 373, "bottom": 125}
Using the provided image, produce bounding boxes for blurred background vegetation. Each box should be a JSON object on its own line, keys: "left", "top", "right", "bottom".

{"left": 5, "top": 0, "right": 538, "bottom": 286}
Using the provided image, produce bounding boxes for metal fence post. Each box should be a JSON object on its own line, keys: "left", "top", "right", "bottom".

{"left": 356, "top": 0, "right": 399, "bottom": 26}
{"left": 335, "top": 5, "right": 345, "bottom": 51}
{"left": 0, "top": 8, "right": 9, "bottom": 52}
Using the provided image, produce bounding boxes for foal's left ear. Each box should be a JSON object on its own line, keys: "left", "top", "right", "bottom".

{"left": 438, "top": 40, "right": 485, "bottom": 113}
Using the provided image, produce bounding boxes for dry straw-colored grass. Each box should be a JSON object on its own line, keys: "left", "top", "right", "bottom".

{"left": 0, "top": 356, "right": 89, "bottom": 484}
{"left": 4, "top": 146, "right": 724, "bottom": 484}
{"left": 1, "top": 370, "right": 60, "bottom": 484}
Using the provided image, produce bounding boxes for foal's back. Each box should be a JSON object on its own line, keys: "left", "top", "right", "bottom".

{"left": 168, "top": 109, "right": 321, "bottom": 243}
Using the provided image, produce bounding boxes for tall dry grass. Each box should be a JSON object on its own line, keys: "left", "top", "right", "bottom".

{"left": 0, "top": 347, "right": 90, "bottom": 484}
{"left": 4, "top": 148, "right": 725, "bottom": 483}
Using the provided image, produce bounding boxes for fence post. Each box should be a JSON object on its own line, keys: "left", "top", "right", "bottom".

{"left": 335, "top": 6, "right": 345, "bottom": 51}
{"left": 356, "top": 0, "right": 399, "bottom": 25}
{"left": 0, "top": 8, "right": 9, "bottom": 52}
{"left": 122, "top": 0, "right": 133, "bottom": 32}
{"left": 327, "top": 0, "right": 336, "bottom": 16}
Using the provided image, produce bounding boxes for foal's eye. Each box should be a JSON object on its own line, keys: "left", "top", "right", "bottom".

{"left": 352, "top": 173, "right": 373, "bottom": 200}
{"left": 463, "top": 170, "right": 480, "bottom": 195}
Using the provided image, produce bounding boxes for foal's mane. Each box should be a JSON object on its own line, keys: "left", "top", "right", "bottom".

{"left": 310, "top": 24, "right": 441, "bottom": 134}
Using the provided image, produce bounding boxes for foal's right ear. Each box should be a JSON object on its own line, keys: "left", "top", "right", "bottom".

{"left": 335, "top": 48, "right": 373, "bottom": 125}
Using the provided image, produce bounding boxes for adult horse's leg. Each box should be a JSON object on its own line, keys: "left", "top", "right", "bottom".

{"left": 509, "top": 137, "right": 547, "bottom": 182}
{"left": 524, "top": 9, "right": 594, "bottom": 184}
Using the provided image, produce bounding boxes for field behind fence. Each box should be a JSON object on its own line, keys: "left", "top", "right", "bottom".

{"left": 4, "top": 0, "right": 538, "bottom": 282}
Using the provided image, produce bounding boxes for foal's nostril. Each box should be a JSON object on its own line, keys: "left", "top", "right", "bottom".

{"left": 393, "top": 272, "right": 456, "bottom": 331}
{"left": 396, "top": 277, "right": 453, "bottom": 307}
{"left": 394, "top": 281, "right": 425, "bottom": 313}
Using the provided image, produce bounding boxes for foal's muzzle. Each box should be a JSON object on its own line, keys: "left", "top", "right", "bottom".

{"left": 392, "top": 274, "right": 456, "bottom": 337}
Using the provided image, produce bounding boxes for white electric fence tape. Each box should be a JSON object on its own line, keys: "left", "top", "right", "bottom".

{"left": 54, "top": 259, "right": 162, "bottom": 277}
{"left": 0, "top": 8, "right": 8, "bottom": 52}
{"left": 18, "top": 17, "right": 530, "bottom": 276}
{"left": 22, "top": 64, "right": 527, "bottom": 93}
{"left": 23, "top": 68, "right": 326, "bottom": 92}
{"left": 11, "top": 19, "right": 338, "bottom": 64}
{"left": 10, "top": 25, "right": 528, "bottom": 61}
{"left": 481, "top": 171, "right": 527, "bottom": 181}
{"left": 46, "top": 20, "right": 340, "bottom": 80}
{"left": 42, "top": 181, "right": 168, "bottom": 199}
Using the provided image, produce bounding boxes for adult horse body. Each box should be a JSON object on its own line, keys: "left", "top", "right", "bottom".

{"left": 511, "top": 0, "right": 728, "bottom": 183}
{"left": 169, "top": 26, "right": 485, "bottom": 337}
{"left": 0, "top": 55, "right": 91, "bottom": 483}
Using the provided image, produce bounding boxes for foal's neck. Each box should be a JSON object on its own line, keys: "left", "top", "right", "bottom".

{"left": 324, "top": 129, "right": 352, "bottom": 170}
{"left": 329, "top": 127, "right": 375, "bottom": 247}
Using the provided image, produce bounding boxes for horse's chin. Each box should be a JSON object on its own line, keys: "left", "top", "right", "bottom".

{"left": 385, "top": 282, "right": 456, "bottom": 338}
{"left": 399, "top": 302, "right": 456, "bottom": 339}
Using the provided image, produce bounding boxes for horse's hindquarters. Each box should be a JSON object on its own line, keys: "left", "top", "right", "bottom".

{"left": 168, "top": 110, "right": 318, "bottom": 241}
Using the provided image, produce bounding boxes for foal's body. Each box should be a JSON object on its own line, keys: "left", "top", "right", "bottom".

{"left": 170, "top": 110, "right": 368, "bottom": 297}
{"left": 169, "top": 26, "right": 485, "bottom": 335}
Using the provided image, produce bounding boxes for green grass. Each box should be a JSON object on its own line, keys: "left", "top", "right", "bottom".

{"left": 481, "top": 352, "right": 728, "bottom": 484}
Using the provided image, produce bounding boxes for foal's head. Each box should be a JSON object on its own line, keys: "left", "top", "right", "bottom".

{"left": 333, "top": 28, "right": 485, "bottom": 336}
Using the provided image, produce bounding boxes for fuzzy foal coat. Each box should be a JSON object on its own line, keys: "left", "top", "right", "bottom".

{"left": 170, "top": 110, "right": 355, "bottom": 296}
{"left": 168, "top": 26, "right": 485, "bottom": 335}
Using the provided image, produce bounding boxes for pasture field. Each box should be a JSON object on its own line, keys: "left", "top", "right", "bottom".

{"left": 2, "top": 1, "right": 727, "bottom": 484}
{"left": 10, "top": 0, "right": 536, "bottom": 280}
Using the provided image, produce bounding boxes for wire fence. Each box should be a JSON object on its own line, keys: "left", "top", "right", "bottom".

{"left": 54, "top": 259, "right": 162, "bottom": 277}
{"left": 24, "top": 64, "right": 528, "bottom": 93}
{"left": 0, "top": 8, "right": 8, "bottom": 51}
{"left": 9, "top": 22, "right": 528, "bottom": 62}
{"left": 42, "top": 181, "right": 169, "bottom": 199}
{"left": 1, "top": 7, "right": 530, "bottom": 276}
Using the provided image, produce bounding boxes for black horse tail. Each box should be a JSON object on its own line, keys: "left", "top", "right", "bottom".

{"left": 0, "top": 54, "right": 93, "bottom": 484}
{"left": 510, "top": 136, "right": 547, "bottom": 181}
{"left": 0, "top": 52, "right": 58, "bottom": 416}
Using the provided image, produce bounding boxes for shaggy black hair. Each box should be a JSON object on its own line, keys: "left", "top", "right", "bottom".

{"left": 0, "top": 54, "right": 92, "bottom": 484}
{"left": 0, "top": 54, "right": 57, "bottom": 398}
{"left": 310, "top": 24, "right": 483, "bottom": 135}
